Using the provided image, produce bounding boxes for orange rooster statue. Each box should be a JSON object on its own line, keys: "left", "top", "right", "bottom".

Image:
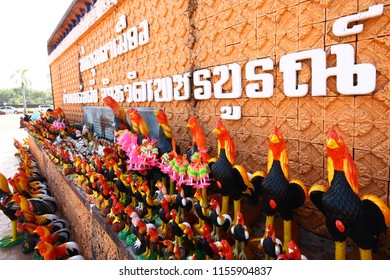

{"left": 209, "top": 119, "right": 255, "bottom": 224}
{"left": 103, "top": 96, "right": 132, "bottom": 132}
{"left": 309, "top": 128, "right": 390, "bottom": 260}
{"left": 186, "top": 115, "right": 210, "bottom": 162}
{"left": 252, "top": 127, "right": 307, "bottom": 251}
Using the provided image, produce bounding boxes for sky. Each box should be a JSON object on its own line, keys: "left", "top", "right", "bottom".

{"left": 0, "top": 0, "right": 74, "bottom": 90}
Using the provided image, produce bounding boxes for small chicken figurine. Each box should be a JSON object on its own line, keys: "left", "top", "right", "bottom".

{"left": 260, "top": 224, "right": 282, "bottom": 260}
{"left": 230, "top": 211, "right": 249, "bottom": 260}
{"left": 139, "top": 181, "right": 158, "bottom": 222}
{"left": 216, "top": 239, "right": 234, "bottom": 260}
{"left": 309, "top": 128, "right": 390, "bottom": 260}
{"left": 209, "top": 119, "right": 255, "bottom": 224}
{"left": 252, "top": 127, "right": 307, "bottom": 251}
{"left": 209, "top": 198, "right": 231, "bottom": 241}
{"left": 35, "top": 240, "right": 82, "bottom": 260}
{"left": 277, "top": 240, "right": 307, "bottom": 260}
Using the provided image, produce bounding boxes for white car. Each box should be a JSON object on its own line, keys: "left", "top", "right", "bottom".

{"left": 34, "top": 105, "right": 54, "bottom": 113}
{"left": 0, "top": 106, "right": 19, "bottom": 114}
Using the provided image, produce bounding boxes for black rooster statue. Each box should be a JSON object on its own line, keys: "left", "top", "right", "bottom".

{"left": 309, "top": 128, "right": 390, "bottom": 260}
{"left": 252, "top": 127, "right": 307, "bottom": 251}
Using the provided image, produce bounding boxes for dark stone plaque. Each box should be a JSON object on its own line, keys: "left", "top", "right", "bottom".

{"left": 83, "top": 106, "right": 160, "bottom": 142}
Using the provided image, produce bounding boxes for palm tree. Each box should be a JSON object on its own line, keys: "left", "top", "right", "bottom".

{"left": 11, "top": 69, "right": 31, "bottom": 114}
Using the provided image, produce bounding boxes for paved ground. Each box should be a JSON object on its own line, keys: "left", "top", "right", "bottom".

{"left": 0, "top": 114, "right": 32, "bottom": 260}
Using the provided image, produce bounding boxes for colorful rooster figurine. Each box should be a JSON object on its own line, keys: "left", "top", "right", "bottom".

{"left": 154, "top": 109, "right": 176, "bottom": 157}
{"left": 252, "top": 127, "right": 307, "bottom": 251}
{"left": 309, "top": 128, "right": 390, "bottom": 260}
{"left": 277, "top": 240, "right": 307, "bottom": 260}
{"left": 230, "top": 211, "right": 249, "bottom": 259}
{"left": 186, "top": 115, "right": 210, "bottom": 162}
{"left": 127, "top": 108, "right": 150, "bottom": 143}
{"left": 209, "top": 119, "right": 254, "bottom": 224}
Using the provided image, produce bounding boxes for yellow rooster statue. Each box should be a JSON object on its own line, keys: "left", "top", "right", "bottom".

{"left": 0, "top": 172, "right": 23, "bottom": 248}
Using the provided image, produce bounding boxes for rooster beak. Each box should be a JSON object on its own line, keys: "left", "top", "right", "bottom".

{"left": 213, "top": 128, "right": 220, "bottom": 134}
{"left": 270, "top": 134, "right": 279, "bottom": 144}
{"left": 326, "top": 138, "right": 339, "bottom": 149}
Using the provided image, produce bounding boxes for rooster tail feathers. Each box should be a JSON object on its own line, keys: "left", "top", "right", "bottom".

{"left": 50, "top": 219, "right": 70, "bottom": 232}
{"left": 36, "top": 214, "right": 60, "bottom": 225}
{"left": 361, "top": 194, "right": 390, "bottom": 233}
{"left": 29, "top": 197, "right": 58, "bottom": 215}
{"left": 248, "top": 170, "right": 266, "bottom": 205}
{"left": 0, "top": 172, "right": 11, "bottom": 194}
{"left": 219, "top": 214, "right": 232, "bottom": 232}
{"left": 308, "top": 184, "right": 327, "bottom": 214}
{"left": 53, "top": 228, "right": 72, "bottom": 244}
{"left": 64, "top": 241, "right": 80, "bottom": 255}
{"left": 185, "top": 197, "right": 194, "bottom": 212}
{"left": 288, "top": 179, "right": 307, "bottom": 209}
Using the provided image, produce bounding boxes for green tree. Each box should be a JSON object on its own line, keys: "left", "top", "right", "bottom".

{"left": 11, "top": 69, "right": 31, "bottom": 114}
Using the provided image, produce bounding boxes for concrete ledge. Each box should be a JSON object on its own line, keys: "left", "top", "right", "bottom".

{"left": 28, "top": 134, "right": 135, "bottom": 260}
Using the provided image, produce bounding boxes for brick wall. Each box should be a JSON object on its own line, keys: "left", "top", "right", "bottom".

{"left": 49, "top": 0, "right": 390, "bottom": 251}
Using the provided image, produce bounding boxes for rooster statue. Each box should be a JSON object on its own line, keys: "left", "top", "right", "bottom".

{"left": 230, "top": 211, "right": 249, "bottom": 259}
{"left": 277, "top": 240, "right": 307, "bottom": 260}
{"left": 35, "top": 240, "right": 83, "bottom": 260}
{"left": 154, "top": 109, "right": 177, "bottom": 157}
{"left": 103, "top": 96, "right": 132, "bottom": 132}
{"left": 209, "top": 119, "right": 254, "bottom": 224}
{"left": 127, "top": 108, "right": 150, "bottom": 143}
{"left": 209, "top": 198, "right": 231, "bottom": 241}
{"left": 260, "top": 224, "right": 282, "bottom": 260}
{"left": 309, "top": 128, "right": 390, "bottom": 260}
{"left": 186, "top": 115, "right": 210, "bottom": 162}
{"left": 0, "top": 172, "right": 23, "bottom": 248}
{"left": 252, "top": 127, "right": 307, "bottom": 251}
{"left": 154, "top": 109, "right": 180, "bottom": 194}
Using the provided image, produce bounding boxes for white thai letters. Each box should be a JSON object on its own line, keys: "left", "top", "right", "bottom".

{"left": 246, "top": 58, "right": 274, "bottom": 98}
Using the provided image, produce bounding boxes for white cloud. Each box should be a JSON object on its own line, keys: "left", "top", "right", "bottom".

{"left": 0, "top": 0, "right": 73, "bottom": 90}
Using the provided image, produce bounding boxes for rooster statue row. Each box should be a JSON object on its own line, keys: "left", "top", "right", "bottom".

{"left": 0, "top": 139, "right": 84, "bottom": 260}
{"left": 21, "top": 101, "right": 390, "bottom": 260}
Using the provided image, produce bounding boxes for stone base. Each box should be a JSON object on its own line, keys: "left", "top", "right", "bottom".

{"left": 28, "top": 135, "right": 135, "bottom": 260}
